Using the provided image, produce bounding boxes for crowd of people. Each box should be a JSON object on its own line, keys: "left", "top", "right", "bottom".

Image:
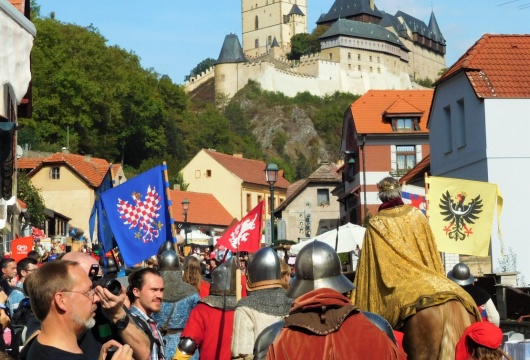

{"left": 0, "top": 177, "right": 511, "bottom": 360}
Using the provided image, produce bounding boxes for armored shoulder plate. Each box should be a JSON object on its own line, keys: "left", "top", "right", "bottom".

{"left": 178, "top": 337, "right": 198, "bottom": 355}
{"left": 362, "top": 311, "right": 397, "bottom": 345}
{"left": 253, "top": 320, "right": 285, "bottom": 360}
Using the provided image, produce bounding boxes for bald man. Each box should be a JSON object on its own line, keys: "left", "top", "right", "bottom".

{"left": 59, "top": 252, "right": 152, "bottom": 360}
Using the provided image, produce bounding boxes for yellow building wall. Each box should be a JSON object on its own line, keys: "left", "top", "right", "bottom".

{"left": 181, "top": 150, "right": 243, "bottom": 219}
{"left": 31, "top": 165, "right": 95, "bottom": 235}
{"left": 181, "top": 150, "right": 288, "bottom": 221}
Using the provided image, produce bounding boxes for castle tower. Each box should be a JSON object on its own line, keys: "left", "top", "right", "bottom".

{"left": 241, "top": 0, "right": 307, "bottom": 58}
{"left": 214, "top": 34, "right": 248, "bottom": 98}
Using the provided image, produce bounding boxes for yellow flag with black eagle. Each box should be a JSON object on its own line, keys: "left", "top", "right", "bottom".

{"left": 425, "top": 176, "right": 502, "bottom": 256}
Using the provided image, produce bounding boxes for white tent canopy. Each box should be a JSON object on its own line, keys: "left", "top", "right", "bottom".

{"left": 187, "top": 230, "right": 213, "bottom": 246}
{"left": 290, "top": 223, "right": 366, "bottom": 255}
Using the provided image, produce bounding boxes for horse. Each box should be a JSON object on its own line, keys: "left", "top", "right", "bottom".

{"left": 400, "top": 300, "right": 477, "bottom": 360}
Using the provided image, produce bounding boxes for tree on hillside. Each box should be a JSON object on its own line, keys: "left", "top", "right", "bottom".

{"left": 185, "top": 58, "right": 216, "bottom": 82}
{"left": 17, "top": 173, "right": 46, "bottom": 227}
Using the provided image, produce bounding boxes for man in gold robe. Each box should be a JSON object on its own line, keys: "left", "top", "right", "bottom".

{"left": 352, "top": 177, "right": 480, "bottom": 329}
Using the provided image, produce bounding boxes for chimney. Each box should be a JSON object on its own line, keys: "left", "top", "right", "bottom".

{"left": 173, "top": 184, "right": 181, "bottom": 191}
{"left": 84, "top": 154, "right": 92, "bottom": 162}
{"left": 370, "top": 0, "right": 374, "bottom": 10}
{"left": 233, "top": 153, "right": 243, "bottom": 158}
{"left": 61, "top": 147, "right": 70, "bottom": 154}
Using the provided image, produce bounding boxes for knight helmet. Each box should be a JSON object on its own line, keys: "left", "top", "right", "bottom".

{"left": 447, "top": 262, "right": 474, "bottom": 286}
{"left": 287, "top": 240, "right": 354, "bottom": 299}
{"left": 158, "top": 250, "right": 181, "bottom": 271}
{"left": 247, "top": 247, "right": 282, "bottom": 291}
{"left": 210, "top": 257, "right": 237, "bottom": 296}
{"left": 157, "top": 240, "right": 175, "bottom": 256}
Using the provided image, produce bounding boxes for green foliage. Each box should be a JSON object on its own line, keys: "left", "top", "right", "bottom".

{"left": 287, "top": 27, "right": 324, "bottom": 61}
{"left": 416, "top": 77, "right": 434, "bottom": 88}
{"left": 17, "top": 173, "right": 46, "bottom": 226}
{"left": 272, "top": 131, "right": 288, "bottom": 157}
{"left": 185, "top": 58, "right": 216, "bottom": 82}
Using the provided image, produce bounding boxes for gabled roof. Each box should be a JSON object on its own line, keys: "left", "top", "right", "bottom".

{"left": 384, "top": 97, "right": 424, "bottom": 116}
{"left": 400, "top": 154, "right": 430, "bottom": 184}
{"left": 110, "top": 163, "right": 122, "bottom": 179}
{"left": 276, "top": 163, "right": 341, "bottom": 212}
{"left": 317, "top": 0, "right": 382, "bottom": 25}
{"left": 216, "top": 34, "right": 248, "bottom": 65}
{"left": 204, "top": 150, "right": 291, "bottom": 189}
{"left": 288, "top": 4, "right": 305, "bottom": 16}
{"left": 28, "top": 153, "right": 110, "bottom": 188}
{"left": 169, "top": 189, "right": 234, "bottom": 226}
{"left": 437, "top": 34, "right": 530, "bottom": 98}
{"left": 320, "top": 18, "right": 409, "bottom": 51}
{"left": 349, "top": 90, "right": 433, "bottom": 134}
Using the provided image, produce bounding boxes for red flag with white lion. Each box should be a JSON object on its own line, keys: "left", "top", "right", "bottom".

{"left": 216, "top": 201, "right": 264, "bottom": 253}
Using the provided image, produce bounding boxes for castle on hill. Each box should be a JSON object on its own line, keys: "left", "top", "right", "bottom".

{"left": 184, "top": 0, "right": 446, "bottom": 99}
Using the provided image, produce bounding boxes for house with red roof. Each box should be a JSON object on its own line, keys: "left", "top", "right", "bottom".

{"left": 275, "top": 162, "right": 342, "bottom": 242}
{"left": 168, "top": 189, "right": 234, "bottom": 245}
{"left": 25, "top": 151, "right": 125, "bottom": 240}
{"left": 428, "top": 34, "right": 530, "bottom": 281}
{"left": 339, "top": 89, "right": 433, "bottom": 224}
{"left": 181, "top": 149, "right": 291, "bottom": 223}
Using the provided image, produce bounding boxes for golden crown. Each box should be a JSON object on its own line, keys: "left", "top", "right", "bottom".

{"left": 378, "top": 179, "right": 400, "bottom": 192}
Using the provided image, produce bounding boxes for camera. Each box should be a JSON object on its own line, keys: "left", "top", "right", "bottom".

{"left": 88, "top": 264, "right": 122, "bottom": 296}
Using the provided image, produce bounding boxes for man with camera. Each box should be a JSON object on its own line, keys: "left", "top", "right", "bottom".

{"left": 25, "top": 260, "right": 133, "bottom": 359}
{"left": 62, "top": 251, "right": 152, "bottom": 359}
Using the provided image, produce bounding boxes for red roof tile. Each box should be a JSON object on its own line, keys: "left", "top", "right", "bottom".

{"left": 438, "top": 34, "right": 530, "bottom": 98}
{"left": 169, "top": 189, "right": 234, "bottom": 226}
{"left": 350, "top": 90, "right": 434, "bottom": 134}
{"left": 111, "top": 164, "right": 122, "bottom": 179}
{"left": 204, "top": 150, "right": 291, "bottom": 189}
{"left": 28, "top": 153, "right": 110, "bottom": 188}
{"left": 17, "top": 158, "right": 44, "bottom": 170}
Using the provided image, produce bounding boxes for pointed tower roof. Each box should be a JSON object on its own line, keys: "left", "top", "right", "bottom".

{"left": 428, "top": 11, "right": 445, "bottom": 44}
{"left": 216, "top": 34, "right": 248, "bottom": 64}
{"left": 288, "top": 4, "right": 305, "bottom": 16}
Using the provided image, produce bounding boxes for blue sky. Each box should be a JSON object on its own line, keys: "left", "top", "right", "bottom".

{"left": 37, "top": 0, "right": 529, "bottom": 84}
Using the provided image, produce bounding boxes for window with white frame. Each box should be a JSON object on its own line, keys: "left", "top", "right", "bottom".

{"left": 396, "top": 146, "right": 416, "bottom": 174}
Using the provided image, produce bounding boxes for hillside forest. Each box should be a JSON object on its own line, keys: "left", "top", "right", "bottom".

{"left": 20, "top": 3, "right": 359, "bottom": 185}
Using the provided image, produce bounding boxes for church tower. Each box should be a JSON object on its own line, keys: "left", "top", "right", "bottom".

{"left": 241, "top": 0, "right": 307, "bottom": 58}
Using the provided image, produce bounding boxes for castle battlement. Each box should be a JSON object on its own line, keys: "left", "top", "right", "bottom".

{"left": 184, "top": 66, "right": 215, "bottom": 92}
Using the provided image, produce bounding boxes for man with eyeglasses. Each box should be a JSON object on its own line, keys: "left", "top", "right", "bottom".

{"left": 62, "top": 251, "right": 152, "bottom": 360}
{"left": 25, "top": 260, "right": 133, "bottom": 359}
{"left": 7, "top": 257, "right": 38, "bottom": 316}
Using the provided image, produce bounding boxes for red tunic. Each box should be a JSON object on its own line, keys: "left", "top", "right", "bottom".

{"left": 181, "top": 303, "right": 235, "bottom": 360}
{"left": 199, "top": 280, "right": 210, "bottom": 298}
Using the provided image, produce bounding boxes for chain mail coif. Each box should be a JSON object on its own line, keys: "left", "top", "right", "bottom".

{"left": 160, "top": 269, "right": 198, "bottom": 302}
{"left": 237, "top": 287, "right": 293, "bottom": 316}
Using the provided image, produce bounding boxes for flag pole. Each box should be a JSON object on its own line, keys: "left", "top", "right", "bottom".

{"left": 162, "top": 162, "right": 178, "bottom": 251}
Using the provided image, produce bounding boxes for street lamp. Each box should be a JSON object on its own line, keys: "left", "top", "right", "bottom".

{"left": 264, "top": 163, "right": 279, "bottom": 246}
{"left": 182, "top": 198, "right": 190, "bottom": 246}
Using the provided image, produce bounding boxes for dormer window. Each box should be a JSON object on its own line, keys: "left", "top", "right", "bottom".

{"left": 391, "top": 118, "right": 420, "bottom": 131}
